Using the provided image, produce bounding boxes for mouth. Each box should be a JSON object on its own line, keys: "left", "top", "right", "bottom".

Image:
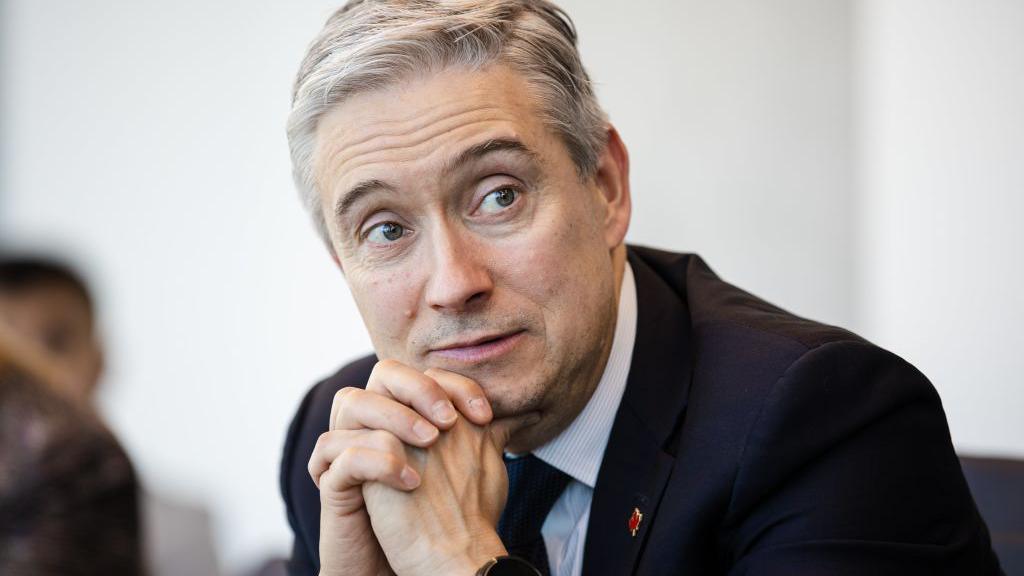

{"left": 428, "top": 330, "right": 526, "bottom": 363}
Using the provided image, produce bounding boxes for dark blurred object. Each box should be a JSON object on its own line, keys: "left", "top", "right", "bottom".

{"left": 961, "top": 456, "right": 1024, "bottom": 575}
{"left": 0, "top": 333, "right": 144, "bottom": 575}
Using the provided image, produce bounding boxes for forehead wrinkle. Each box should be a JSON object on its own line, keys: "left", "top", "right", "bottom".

{"left": 316, "top": 91, "right": 508, "bottom": 171}
{"left": 342, "top": 88, "right": 494, "bottom": 128}
{"left": 351, "top": 122, "right": 524, "bottom": 174}
{"left": 346, "top": 100, "right": 505, "bottom": 147}
{"left": 318, "top": 110, "right": 523, "bottom": 200}
{"left": 325, "top": 104, "right": 517, "bottom": 175}
{"left": 346, "top": 109, "right": 520, "bottom": 166}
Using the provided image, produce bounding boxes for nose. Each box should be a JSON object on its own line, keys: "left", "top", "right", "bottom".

{"left": 423, "top": 225, "right": 494, "bottom": 313}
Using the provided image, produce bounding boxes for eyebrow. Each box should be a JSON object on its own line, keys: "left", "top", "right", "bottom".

{"left": 333, "top": 138, "right": 538, "bottom": 222}
{"left": 334, "top": 178, "right": 395, "bottom": 222}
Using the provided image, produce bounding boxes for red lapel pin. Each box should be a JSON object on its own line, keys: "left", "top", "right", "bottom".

{"left": 628, "top": 507, "right": 643, "bottom": 537}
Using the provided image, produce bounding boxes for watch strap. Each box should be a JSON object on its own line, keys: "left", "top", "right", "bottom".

{"left": 475, "top": 555, "right": 542, "bottom": 576}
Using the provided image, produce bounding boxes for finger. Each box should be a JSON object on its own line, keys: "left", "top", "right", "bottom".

{"left": 331, "top": 386, "right": 439, "bottom": 447}
{"left": 490, "top": 412, "right": 542, "bottom": 453}
{"left": 366, "top": 359, "right": 459, "bottom": 429}
{"left": 319, "top": 446, "right": 420, "bottom": 494}
{"left": 423, "top": 367, "right": 493, "bottom": 426}
{"left": 309, "top": 429, "right": 406, "bottom": 489}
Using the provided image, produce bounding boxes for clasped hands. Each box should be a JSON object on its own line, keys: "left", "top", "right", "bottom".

{"left": 309, "top": 360, "right": 535, "bottom": 576}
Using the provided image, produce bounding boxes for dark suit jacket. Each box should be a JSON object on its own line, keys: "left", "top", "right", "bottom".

{"left": 281, "top": 246, "right": 1003, "bottom": 575}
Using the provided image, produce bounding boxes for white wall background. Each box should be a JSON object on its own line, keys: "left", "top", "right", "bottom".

{"left": 0, "top": 1, "right": 1020, "bottom": 573}
{"left": 856, "top": 0, "right": 1024, "bottom": 456}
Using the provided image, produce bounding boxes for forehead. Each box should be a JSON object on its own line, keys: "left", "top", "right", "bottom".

{"left": 0, "top": 284, "right": 88, "bottom": 313}
{"left": 312, "top": 65, "right": 551, "bottom": 199}
{"left": 0, "top": 285, "right": 92, "bottom": 334}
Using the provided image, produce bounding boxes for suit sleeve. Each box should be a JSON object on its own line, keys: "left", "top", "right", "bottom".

{"left": 280, "top": 383, "right": 319, "bottom": 576}
{"left": 724, "top": 341, "right": 1002, "bottom": 576}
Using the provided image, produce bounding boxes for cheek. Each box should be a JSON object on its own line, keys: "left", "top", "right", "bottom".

{"left": 498, "top": 201, "right": 603, "bottom": 308}
{"left": 348, "top": 267, "right": 421, "bottom": 352}
{"left": 495, "top": 227, "right": 568, "bottom": 302}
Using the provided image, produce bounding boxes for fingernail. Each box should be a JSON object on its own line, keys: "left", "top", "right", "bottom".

{"left": 400, "top": 466, "right": 420, "bottom": 489}
{"left": 469, "top": 397, "right": 491, "bottom": 418}
{"left": 413, "top": 419, "right": 438, "bottom": 442}
{"left": 432, "top": 400, "right": 457, "bottom": 424}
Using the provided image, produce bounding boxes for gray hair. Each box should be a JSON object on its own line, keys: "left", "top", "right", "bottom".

{"left": 286, "top": 0, "right": 608, "bottom": 243}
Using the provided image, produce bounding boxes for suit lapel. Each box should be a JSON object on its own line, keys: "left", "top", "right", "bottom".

{"left": 582, "top": 249, "right": 695, "bottom": 575}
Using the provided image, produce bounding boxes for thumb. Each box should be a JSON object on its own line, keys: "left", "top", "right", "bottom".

{"left": 489, "top": 412, "right": 541, "bottom": 452}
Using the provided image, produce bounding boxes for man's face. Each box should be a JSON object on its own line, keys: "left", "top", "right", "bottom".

{"left": 0, "top": 284, "right": 102, "bottom": 401}
{"left": 313, "top": 65, "right": 629, "bottom": 448}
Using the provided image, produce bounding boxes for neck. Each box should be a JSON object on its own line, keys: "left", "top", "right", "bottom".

{"left": 610, "top": 243, "right": 627, "bottom": 307}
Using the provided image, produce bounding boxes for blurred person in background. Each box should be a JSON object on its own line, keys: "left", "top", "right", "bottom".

{"left": 0, "top": 257, "right": 103, "bottom": 405}
{"left": 0, "top": 317, "right": 143, "bottom": 575}
{"left": 0, "top": 255, "right": 223, "bottom": 576}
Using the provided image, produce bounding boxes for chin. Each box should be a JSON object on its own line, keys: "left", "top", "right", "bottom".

{"left": 417, "top": 347, "right": 553, "bottom": 417}
{"left": 476, "top": 372, "right": 548, "bottom": 419}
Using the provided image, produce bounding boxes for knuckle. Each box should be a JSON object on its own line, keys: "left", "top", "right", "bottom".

{"left": 387, "top": 453, "right": 403, "bottom": 475}
{"left": 308, "top": 442, "right": 327, "bottom": 479}
{"left": 372, "top": 430, "right": 404, "bottom": 455}
{"left": 312, "top": 431, "right": 332, "bottom": 453}
{"left": 334, "top": 386, "right": 359, "bottom": 406}
{"left": 412, "top": 371, "right": 445, "bottom": 397}
{"left": 336, "top": 446, "right": 360, "bottom": 471}
{"left": 372, "top": 359, "right": 400, "bottom": 376}
{"left": 381, "top": 453, "right": 404, "bottom": 476}
{"left": 368, "top": 359, "right": 403, "bottom": 392}
{"left": 392, "top": 408, "right": 422, "bottom": 432}
{"left": 321, "top": 460, "right": 345, "bottom": 491}
{"left": 334, "top": 387, "right": 362, "bottom": 419}
{"left": 407, "top": 380, "right": 436, "bottom": 403}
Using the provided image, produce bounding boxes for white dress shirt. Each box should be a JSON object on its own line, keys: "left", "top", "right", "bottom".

{"left": 526, "top": 263, "right": 638, "bottom": 576}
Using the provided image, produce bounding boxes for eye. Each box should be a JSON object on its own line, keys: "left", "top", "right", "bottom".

{"left": 479, "top": 186, "right": 520, "bottom": 215}
{"left": 365, "top": 221, "right": 406, "bottom": 243}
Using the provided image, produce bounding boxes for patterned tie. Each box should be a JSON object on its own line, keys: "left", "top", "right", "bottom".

{"left": 497, "top": 454, "right": 572, "bottom": 575}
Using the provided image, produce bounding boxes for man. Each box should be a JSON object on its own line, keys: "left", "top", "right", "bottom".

{"left": 280, "top": 1, "right": 1003, "bottom": 575}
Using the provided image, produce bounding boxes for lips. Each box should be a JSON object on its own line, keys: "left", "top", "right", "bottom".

{"left": 428, "top": 330, "right": 526, "bottom": 363}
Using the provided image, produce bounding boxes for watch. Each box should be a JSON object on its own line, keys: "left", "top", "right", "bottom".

{"left": 474, "top": 555, "right": 542, "bottom": 576}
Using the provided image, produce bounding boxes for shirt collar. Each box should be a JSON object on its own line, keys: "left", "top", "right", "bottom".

{"left": 530, "top": 262, "right": 637, "bottom": 488}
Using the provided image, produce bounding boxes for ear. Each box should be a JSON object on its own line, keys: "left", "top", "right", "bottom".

{"left": 593, "top": 124, "right": 632, "bottom": 250}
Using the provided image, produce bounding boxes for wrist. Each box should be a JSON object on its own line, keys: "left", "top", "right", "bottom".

{"left": 447, "top": 528, "right": 508, "bottom": 575}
